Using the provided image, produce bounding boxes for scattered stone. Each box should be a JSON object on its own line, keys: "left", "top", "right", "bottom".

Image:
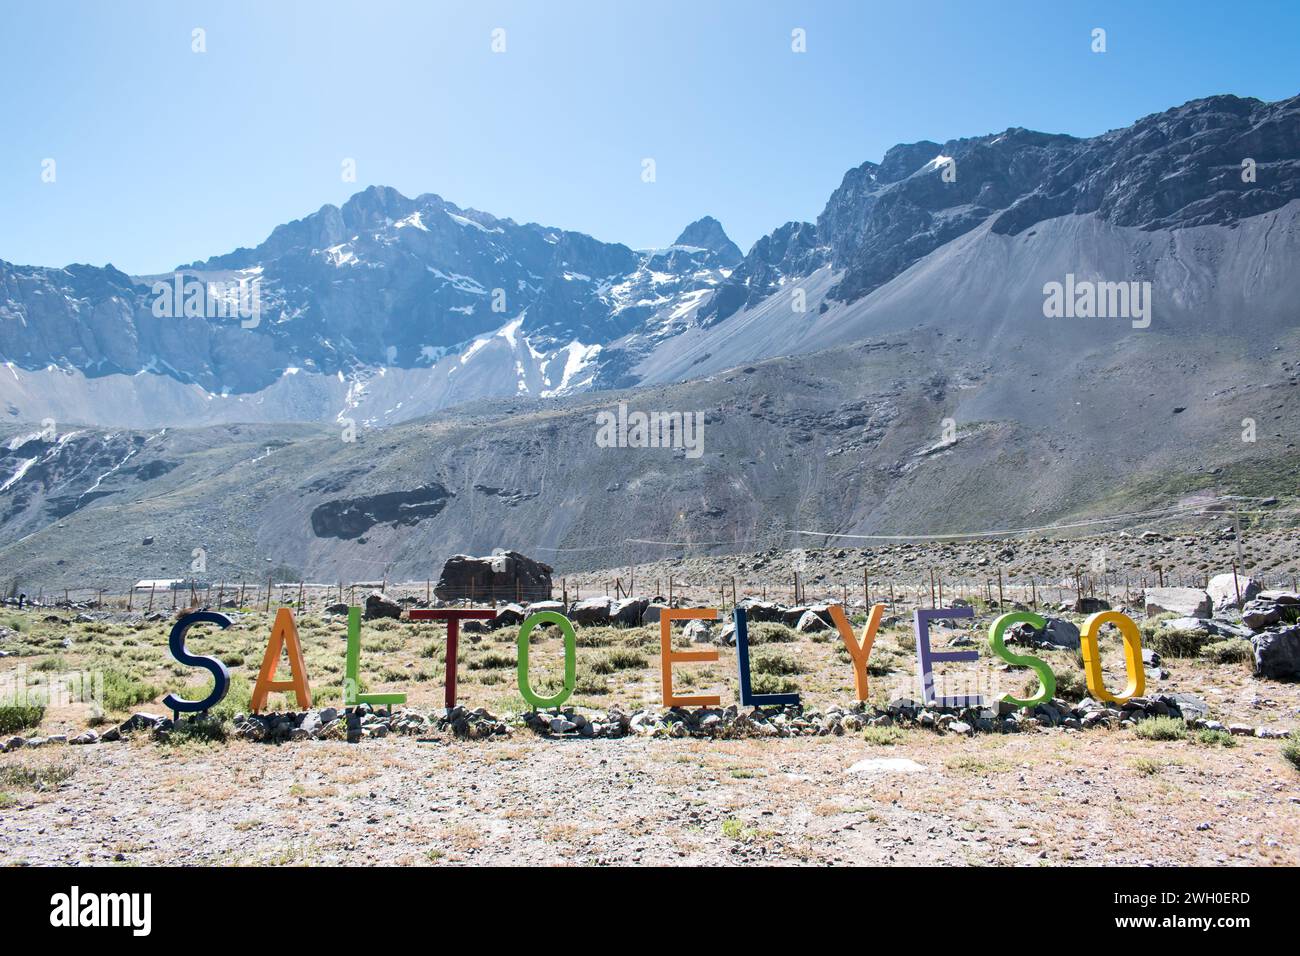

{"left": 846, "top": 758, "right": 926, "bottom": 775}
{"left": 119, "top": 712, "right": 167, "bottom": 733}
{"left": 364, "top": 591, "right": 402, "bottom": 620}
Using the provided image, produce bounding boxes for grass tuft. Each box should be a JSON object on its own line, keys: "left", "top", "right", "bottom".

{"left": 0, "top": 704, "right": 45, "bottom": 735}
{"left": 1134, "top": 716, "right": 1187, "bottom": 741}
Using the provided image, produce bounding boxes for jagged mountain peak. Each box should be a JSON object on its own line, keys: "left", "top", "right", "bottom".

{"left": 672, "top": 216, "right": 743, "bottom": 266}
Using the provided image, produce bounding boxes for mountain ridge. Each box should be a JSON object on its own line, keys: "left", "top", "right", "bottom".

{"left": 2, "top": 92, "right": 1295, "bottom": 431}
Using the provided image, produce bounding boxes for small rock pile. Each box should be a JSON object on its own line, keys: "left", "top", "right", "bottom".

{"left": 3, "top": 691, "right": 1294, "bottom": 751}
{"left": 231, "top": 703, "right": 511, "bottom": 742}
{"left": 517, "top": 692, "right": 1231, "bottom": 739}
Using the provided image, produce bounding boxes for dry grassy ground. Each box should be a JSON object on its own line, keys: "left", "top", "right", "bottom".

{"left": 1, "top": 604, "right": 1298, "bottom": 866}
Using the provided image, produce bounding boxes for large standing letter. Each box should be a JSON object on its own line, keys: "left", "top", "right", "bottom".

{"left": 661, "top": 608, "right": 720, "bottom": 707}
{"left": 734, "top": 607, "right": 799, "bottom": 707}
{"left": 1079, "top": 611, "right": 1145, "bottom": 704}
{"left": 409, "top": 608, "right": 496, "bottom": 708}
{"left": 914, "top": 606, "right": 984, "bottom": 707}
{"left": 829, "top": 603, "right": 884, "bottom": 701}
{"left": 344, "top": 606, "right": 407, "bottom": 709}
{"left": 987, "top": 612, "right": 1056, "bottom": 708}
{"left": 250, "top": 607, "right": 312, "bottom": 712}
{"left": 516, "top": 611, "right": 578, "bottom": 709}
{"left": 162, "top": 611, "right": 232, "bottom": 715}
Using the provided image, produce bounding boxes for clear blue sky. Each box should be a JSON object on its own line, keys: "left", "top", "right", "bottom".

{"left": 2, "top": 0, "right": 1297, "bottom": 274}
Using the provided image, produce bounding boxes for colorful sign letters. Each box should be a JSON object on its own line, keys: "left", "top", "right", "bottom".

{"left": 165, "top": 601, "right": 1149, "bottom": 720}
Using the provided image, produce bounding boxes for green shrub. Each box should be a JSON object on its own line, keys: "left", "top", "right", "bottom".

{"left": 1134, "top": 716, "right": 1187, "bottom": 741}
{"left": 605, "top": 648, "right": 647, "bottom": 670}
{"left": 1202, "top": 639, "right": 1253, "bottom": 665}
{"left": 1195, "top": 728, "right": 1237, "bottom": 748}
{"left": 747, "top": 623, "right": 798, "bottom": 645}
{"left": 751, "top": 651, "right": 803, "bottom": 676}
{"left": 168, "top": 673, "right": 251, "bottom": 721}
{"left": 0, "top": 759, "right": 76, "bottom": 791}
{"left": 574, "top": 629, "right": 615, "bottom": 648}
{"left": 1283, "top": 733, "right": 1300, "bottom": 773}
{"left": 573, "top": 667, "right": 609, "bottom": 695}
{"left": 1033, "top": 665, "right": 1087, "bottom": 702}
{"left": 861, "top": 725, "right": 903, "bottom": 746}
{"left": 0, "top": 704, "right": 45, "bottom": 735}
{"left": 1144, "top": 623, "right": 1210, "bottom": 658}
{"left": 469, "top": 652, "right": 515, "bottom": 671}
{"left": 101, "top": 668, "right": 158, "bottom": 713}
{"left": 750, "top": 672, "right": 798, "bottom": 695}
{"left": 721, "top": 818, "right": 752, "bottom": 841}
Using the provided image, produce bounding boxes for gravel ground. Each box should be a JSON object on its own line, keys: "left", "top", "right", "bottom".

{"left": 2, "top": 730, "right": 1297, "bottom": 866}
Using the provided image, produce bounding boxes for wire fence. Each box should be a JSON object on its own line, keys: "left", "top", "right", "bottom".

{"left": 7, "top": 563, "right": 1297, "bottom": 620}
{"left": 4, "top": 495, "right": 1294, "bottom": 616}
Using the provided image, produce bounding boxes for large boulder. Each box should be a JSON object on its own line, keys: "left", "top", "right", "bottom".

{"left": 1038, "top": 618, "right": 1081, "bottom": 649}
{"left": 1258, "top": 590, "right": 1300, "bottom": 604}
{"left": 738, "top": 599, "right": 786, "bottom": 623}
{"left": 795, "top": 610, "right": 831, "bottom": 633}
{"left": 1251, "top": 625, "right": 1300, "bottom": 680}
{"left": 434, "top": 550, "right": 553, "bottom": 603}
{"left": 610, "top": 598, "right": 649, "bottom": 626}
{"left": 1073, "top": 597, "right": 1111, "bottom": 614}
{"left": 683, "top": 619, "right": 714, "bottom": 643}
{"left": 1009, "top": 617, "right": 1080, "bottom": 649}
{"left": 1144, "top": 587, "right": 1211, "bottom": 619}
{"left": 488, "top": 604, "right": 526, "bottom": 629}
{"left": 1163, "top": 617, "right": 1253, "bottom": 639}
{"left": 780, "top": 604, "right": 831, "bottom": 628}
{"left": 640, "top": 603, "right": 669, "bottom": 626}
{"left": 524, "top": 600, "right": 565, "bottom": 617}
{"left": 569, "top": 597, "right": 612, "bottom": 626}
{"left": 1241, "top": 599, "right": 1283, "bottom": 631}
{"left": 1206, "top": 573, "right": 1261, "bottom": 612}
{"left": 364, "top": 591, "right": 402, "bottom": 620}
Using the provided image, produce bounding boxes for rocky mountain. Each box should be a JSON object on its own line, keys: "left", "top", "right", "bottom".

{"left": 0, "top": 190, "right": 737, "bottom": 426}
{"left": 2, "top": 94, "right": 1296, "bottom": 430}
{"left": 2, "top": 328, "right": 1296, "bottom": 589}
{"left": 2, "top": 92, "right": 1299, "bottom": 584}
